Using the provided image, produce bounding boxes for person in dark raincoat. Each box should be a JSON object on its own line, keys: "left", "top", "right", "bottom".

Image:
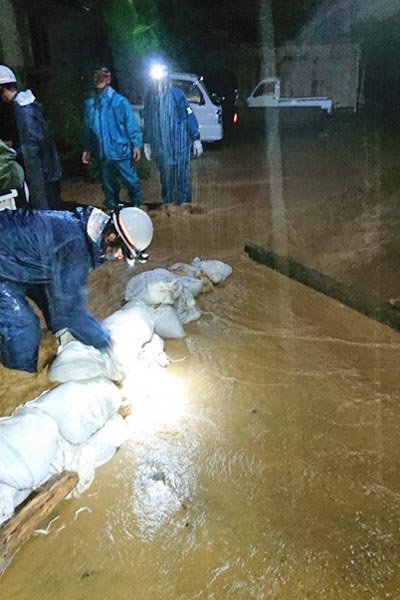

{"left": 82, "top": 67, "right": 144, "bottom": 210}
{"left": 0, "top": 205, "right": 153, "bottom": 372}
{"left": 0, "top": 65, "right": 63, "bottom": 210}
{"left": 143, "top": 64, "right": 203, "bottom": 205}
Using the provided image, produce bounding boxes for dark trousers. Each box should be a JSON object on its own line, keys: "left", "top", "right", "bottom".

{"left": 100, "top": 158, "right": 144, "bottom": 209}
{"left": 156, "top": 160, "right": 191, "bottom": 205}
{"left": 0, "top": 282, "right": 42, "bottom": 372}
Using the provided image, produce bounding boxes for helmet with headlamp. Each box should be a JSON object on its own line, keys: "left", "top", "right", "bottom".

{"left": 111, "top": 206, "right": 153, "bottom": 266}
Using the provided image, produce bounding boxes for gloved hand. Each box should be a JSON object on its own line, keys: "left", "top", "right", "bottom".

{"left": 144, "top": 143, "right": 152, "bottom": 161}
{"left": 193, "top": 140, "right": 203, "bottom": 158}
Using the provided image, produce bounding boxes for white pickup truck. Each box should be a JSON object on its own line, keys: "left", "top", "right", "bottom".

{"left": 247, "top": 78, "right": 333, "bottom": 114}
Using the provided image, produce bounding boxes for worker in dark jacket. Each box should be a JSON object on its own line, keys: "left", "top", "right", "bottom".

{"left": 143, "top": 64, "right": 203, "bottom": 205}
{"left": 0, "top": 205, "right": 153, "bottom": 372}
{"left": 82, "top": 67, "right": 144, "bottom": 210}
{"left": 0, "top": 65, "right": 63, "bottom": 210}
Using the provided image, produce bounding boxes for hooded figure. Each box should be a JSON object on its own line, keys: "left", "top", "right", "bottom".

{"left": 0, "top": 205, "right": 153, "bottom": 372}
{"left": 143, "top": 65, "right": 203, "bottom": 205}
{"left": 0, "top": 66, "right": 63, "bottom": 210}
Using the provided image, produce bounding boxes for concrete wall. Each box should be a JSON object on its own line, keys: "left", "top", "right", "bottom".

{"left": 277, "top": 43, "right": 361, "bottom": 109}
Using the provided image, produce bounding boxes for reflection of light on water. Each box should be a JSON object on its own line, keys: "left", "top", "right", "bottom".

{"left": 122, "top": 368, "right": 186, "bottom": 434}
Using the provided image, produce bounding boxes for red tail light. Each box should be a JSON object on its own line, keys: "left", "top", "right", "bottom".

{"left": 233, "top": 112, "right": 239, "bottom": 124}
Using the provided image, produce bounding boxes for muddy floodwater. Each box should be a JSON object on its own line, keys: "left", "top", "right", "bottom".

{"left": 2, "top": 119, "right": 400, "bottom": 599}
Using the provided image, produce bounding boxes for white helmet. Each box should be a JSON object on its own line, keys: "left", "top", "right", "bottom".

{"left": 0, "top": 66, "right": 17, "bottom": 85}
{"left": 112, "top": 207, "right": 153, "bottom": 263}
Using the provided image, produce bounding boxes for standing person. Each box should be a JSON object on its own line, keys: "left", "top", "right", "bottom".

{"left": 82, "top": 67, "right": 144, "bottom": 210}
{"left": 143, "top": 64, "right": 203, "bottom": 206}
{"left": 0, "top": 205, "right": 153, "bottom": 372}
{"left": 0, "top": 65, "right": 63, "bottom": 210}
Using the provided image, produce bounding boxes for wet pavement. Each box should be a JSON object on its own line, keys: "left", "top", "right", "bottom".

{"left": 2, "top": 114, "right": 400, "bottom": 598}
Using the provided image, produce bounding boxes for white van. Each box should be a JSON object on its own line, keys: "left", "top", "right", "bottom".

{"left": 169, "top": 72, "right": 223, "bottom": 142}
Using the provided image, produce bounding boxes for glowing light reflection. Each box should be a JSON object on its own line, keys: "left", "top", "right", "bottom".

{"left": 122, "top": 368, "right": 186, "bottom": 434}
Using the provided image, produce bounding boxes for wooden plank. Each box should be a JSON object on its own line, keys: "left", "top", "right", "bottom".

{"left": 0, "top": 471, "right": 79, "bottom": 576}
{"left": 245, "top": 245, "right": 400, "bottom": 333}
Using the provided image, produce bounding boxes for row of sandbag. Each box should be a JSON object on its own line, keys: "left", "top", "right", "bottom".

{"left": 0, "top": 304, "right": 166, "bottom": 524}
{"left": 123, "top": 257, "right": 233, "bottom": 340}
{"left": 0, "top": 257, "right": 232, "bottom": 525}
{"left": 0, "top": 379, "right": 126, "bottom": 525}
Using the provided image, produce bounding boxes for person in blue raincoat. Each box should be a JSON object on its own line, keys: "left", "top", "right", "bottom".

{"left": 0, "top": 205, "right": 153, "bottom": 372}
{"left": 82, "top": 67, "right": 144, "bottom": 210}
{"left": 0, "top": 65, "right": 63, "bottom": 210}
{"left": 143, "top": 64, "right": 203, "bottom": 205}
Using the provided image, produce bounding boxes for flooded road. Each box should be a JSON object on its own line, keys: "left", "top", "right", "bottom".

{"left": 2, "top": 118, "right": 400, "bottom": 598}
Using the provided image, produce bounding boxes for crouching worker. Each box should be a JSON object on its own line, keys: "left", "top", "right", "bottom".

{"left": 0, "top": 206, "right": 153, "bottom": 372}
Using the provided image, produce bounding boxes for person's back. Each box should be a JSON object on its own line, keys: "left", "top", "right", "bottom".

{"left": 0, "top": 208, "right": 110, "bottom": 371}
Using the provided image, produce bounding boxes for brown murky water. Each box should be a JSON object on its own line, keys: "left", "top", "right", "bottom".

{"left": 2, "top": 122, "right": 400, "bottom": 598}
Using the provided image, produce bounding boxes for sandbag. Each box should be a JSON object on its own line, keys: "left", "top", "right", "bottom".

{"left": 169, "top": 262, "right": 198, "bottom": 278}
{"left": 51, "top": 415, "right": 128, "bottom": 497}
{"left": 103, "top": 304, "right": 154, "bottom": 370}
{"left": 124, "top": 269, "right": 180, "bottom": 305}
{"left": 192, "top": 258, "right": 232, "bottom": 284}
{"left": 125, "top": 269, "right": 202, "bottom": 326}
{"left": 0, "top": 412, "right": 59, "bottom": 489}
{"left": 174, "top": 287, "right": 202, "bottom": 325}
{"left": 0, "top": 484, "right": 31, "bottom": 525}
{"left": 19, "top": 379, "right": 122, "bottom": 445}
{"left": 49, "top": 341, "right": 125, "bottom": 384}
{"left": 150, "top": 305, "right": 186, "bottom": 339}
{"left": 139, "top": 334, "right": 169, "bottom": 367}
{"left": 178, "top": 276, "right": 203, "bottom": 297}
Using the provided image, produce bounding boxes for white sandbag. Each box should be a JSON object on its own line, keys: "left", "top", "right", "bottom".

{"left": 51, "top": 437, "right": 95, "bottom": 497}
{"left": 139, "top": 334, "right": 169, "bottom": 367}
{"left": 51, "top": 415, "right": 127, "bottom": 497}
{"left": 124, "top": 269, "right": 180, "bottom": 305}
{"left": 85, "top": 414, "right": 128, "bottom": 469}
{"left": 0, "top": 412, "right": 59, "bottom": 489}
{"left": 150, "top": 305, "right": 186, "bottom": 339}
{"left": 174, "top": 287, "right": 202, "bottom": 325}
{"left": 169, "top": 262, "right": 199, "bottom": 278}
{"left": 103, "top": 305, "right": 154, "bottom": 370}
{"left": 0, "top": 484, "right": 31, "bottom": 525}
{"left": 178, "top": 276, "right": 203, "bottom": 297}
{"left": 19, "top": 379, "right": 122, "bottom": 445}
{"left": 192, "top": 257, "right": 232, "bottom": 284}
{"left": 49, "top": 341, "right": 125, "bottom": 384}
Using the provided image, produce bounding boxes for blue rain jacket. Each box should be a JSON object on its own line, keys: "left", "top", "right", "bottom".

{"left": 0, "top": 207, "right": 110, "bottom": 350}
{"left": 83, "top": 86, "right": 143, "bottom": 161}
{"left": 143, "top": 87, "right": 200, "bottom": 165}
